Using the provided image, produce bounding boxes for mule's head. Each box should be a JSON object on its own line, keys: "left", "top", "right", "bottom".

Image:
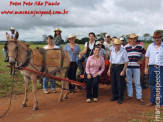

{"left": 5, "top": 41, "right": 18, "bottom": 66}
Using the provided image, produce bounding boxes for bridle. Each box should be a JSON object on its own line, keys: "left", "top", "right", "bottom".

{"left": 5, "top": 40, "right": 32, "bottom": 68}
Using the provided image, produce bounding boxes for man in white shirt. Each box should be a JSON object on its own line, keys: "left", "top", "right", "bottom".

{"left": 104, "top": 34, "right": 112, "bottom": 59}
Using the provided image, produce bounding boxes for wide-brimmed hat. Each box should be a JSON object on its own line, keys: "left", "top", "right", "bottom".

{"left": 127, "top": 33, "right": 138, "bottom": 39}
{"left": 54, "top": 28, "right": 62, "bottom": 32}
{"left": 10, "top": 27, "right": 15, "bottom": 30}
{"left": 105, "top": 34, "right": 110, "bottom": 38}
{"left": 67, "top": 34, "right": 76, "bottom": 39}
{"left": 96, "top": 41, "right": 102, "bottom": 45}
{"left": 153, "top": 31, "right": 162, "bottom": 38}
{"left": 114, "top": 39, "right": 121, "bottom": 44}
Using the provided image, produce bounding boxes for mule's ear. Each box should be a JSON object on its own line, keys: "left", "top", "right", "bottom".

{"left": 14, "top": 31, "right": 19, "bottom": 40}
{"left": 6, "top": 32, "right": 10, "bottom": 40}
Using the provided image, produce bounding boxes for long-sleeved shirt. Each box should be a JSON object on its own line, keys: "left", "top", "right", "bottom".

{"left": 85, "top": 55, "right": 105, "bottom": 76}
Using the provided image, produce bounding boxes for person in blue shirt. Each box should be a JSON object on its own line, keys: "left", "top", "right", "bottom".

{"left": 64, "top": 34, "right": 81, "bottom": 92}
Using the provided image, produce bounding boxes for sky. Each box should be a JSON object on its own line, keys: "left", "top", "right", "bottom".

{"left": 0, "top": 0, "right": 163, "bottom": 41}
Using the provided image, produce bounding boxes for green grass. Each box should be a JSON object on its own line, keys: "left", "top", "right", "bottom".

{"left": 0, "top": 44, "right": 84, "bottom": 97}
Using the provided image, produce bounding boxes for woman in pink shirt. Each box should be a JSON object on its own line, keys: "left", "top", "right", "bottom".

{"left": 85, "top": 46, "right": 105, "bottom": 103}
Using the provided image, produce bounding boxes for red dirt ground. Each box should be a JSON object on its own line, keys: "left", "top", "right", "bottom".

{"left": 0, "top": 85, "right": 162, "bottom": 122}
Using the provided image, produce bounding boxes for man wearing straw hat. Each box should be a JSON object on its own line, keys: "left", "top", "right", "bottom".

{"left": 107, "top": 38, "right": 128, "bottom": 104}
{"left": 125, "top": 33, "right": 146, "bottom": 103}
{"left": 145, "top": 31, "right": 163, "bottom": 107}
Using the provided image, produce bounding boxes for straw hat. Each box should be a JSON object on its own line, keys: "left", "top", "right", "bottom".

{"left": 67, "top": 34, "right": 76, "bottom": 39}
{"left": 96, "top": 41, "right": 102, "bottom": 45}
{"left": 152, "top": 31, "right": 162, "bottom": 38}
{"left": 114, "top": 39, "right": 121, "bottom": 44}
{"left": 54, "top": 28, "right": 62, "bottom": 32}
{"left": 127, "top": 33, "right": 138, "bottom": 39}
{"left": 10, "top": 27, "right": 15, "bottom": 30}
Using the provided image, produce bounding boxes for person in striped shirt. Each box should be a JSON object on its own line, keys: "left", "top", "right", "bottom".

{"left": 125, "top": 33, "right": 146, "bottom": 103}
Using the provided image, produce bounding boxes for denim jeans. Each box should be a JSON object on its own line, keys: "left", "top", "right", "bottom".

{"left": 126, "top": 68, "right": 142, "bottom": 99}
{"left": 149, "top": 66, "right": 163, "bottom": 106}
{"left": 43, "top": 77, "right": 55, "bottom": 91}
{"left": 3, "top": 48, "right": 8, "bottom": 58}
{"left": 76, "top": 56, "right": 87, "bottom": 73}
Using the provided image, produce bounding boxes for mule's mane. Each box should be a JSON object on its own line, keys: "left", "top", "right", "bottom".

{"left": 17, "top": 41, "right": 30, "bottom": 49}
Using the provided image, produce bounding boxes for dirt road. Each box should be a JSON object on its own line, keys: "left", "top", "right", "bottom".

{"left": 0, "top": 85, "right": 162, "bottom": 122}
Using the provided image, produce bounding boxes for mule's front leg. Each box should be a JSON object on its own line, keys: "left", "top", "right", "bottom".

{"left": 32, "top": 77, "right": 38, "bottom": 111}
{"left": 22, "top": 77, "right": 29, "bottom": 108}
{"left": 58, "top": 80, "right": 64, "bottom": 102}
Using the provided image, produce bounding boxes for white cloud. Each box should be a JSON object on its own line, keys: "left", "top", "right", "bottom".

{"left": 0, "top": 0, "right": 163, "bottom": 41}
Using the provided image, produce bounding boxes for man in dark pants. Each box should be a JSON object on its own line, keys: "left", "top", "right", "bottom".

{"left": 107, "top": 39, "right": 128, "bottom": 104}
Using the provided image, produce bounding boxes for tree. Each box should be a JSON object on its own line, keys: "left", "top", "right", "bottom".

{"left": 42, "top": 35, "right": 47, "bottom": 41}
{"left": 96, "top": 32, "right": 107, "bottom": 39}
{"left": 143, "top": 33, "right": 152, "bottom": 43}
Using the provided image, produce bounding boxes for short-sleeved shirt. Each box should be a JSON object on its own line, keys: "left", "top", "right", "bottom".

{"left": 104, "top": 42, "right": 112, "bottom": 56}
{"left": 64, "top": 43, "right": 81, "bottom": 62}
{"left": 145, "top": 42, "right": 163, "bottom": 66}
{"left": 99, "top": 48, "right": 106, "bottom": 57}
{"left": 125, "top": 43, "right": 146, "bottom": 68}
{"left": 110, "top": 47, "right": 129, "bottom": 64}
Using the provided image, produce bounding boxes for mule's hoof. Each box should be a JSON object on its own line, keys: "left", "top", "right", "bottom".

{"left": 33, "top": 107, "right": 38, "bottom": 111}
{"left": 21, "top": 104, "right": 26, "bottom": 108}
{"left": 58, "top": 99, "right": 63, "bottom": 102}
{"left": 64, "top": 96, "right": 68, "bottom": 99}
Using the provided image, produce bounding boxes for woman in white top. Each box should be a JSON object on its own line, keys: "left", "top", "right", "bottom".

{"left": 42, "top": 35, "right": 59, "bottom": 94}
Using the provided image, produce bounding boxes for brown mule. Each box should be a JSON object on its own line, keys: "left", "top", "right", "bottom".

{"left": 5, "top": 33, "right": 70, "bottom": 111}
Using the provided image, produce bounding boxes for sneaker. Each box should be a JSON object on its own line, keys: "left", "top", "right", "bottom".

{"left": 93, "top": 98, "right": 98, "bottom": 102}
{"left": 44, "top": 90, "right": 49, "bottom": 94}
{"left": 86, "top": 99, "right": 91, "bottom": 103}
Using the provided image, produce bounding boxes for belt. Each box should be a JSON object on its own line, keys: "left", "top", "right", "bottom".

{"left": 150, "top": 65, "right": 163, "bottom": 68}
{"left": 112, "top": 64, "right": 124, "bottom": 67}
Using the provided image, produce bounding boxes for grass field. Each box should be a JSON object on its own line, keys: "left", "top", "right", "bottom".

{"left": 0, "top": 43, "right": 149, "bottom": 97}
{"left": 0, "top": 44, "right": 85, "bottom": 97}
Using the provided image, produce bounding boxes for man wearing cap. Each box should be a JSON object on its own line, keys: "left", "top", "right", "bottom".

{"left": 3, "top": 27, "right": 17, "bottom": 62}
{"left": 104, "top": 34, "right": 112, "bottom": 59}
{"left": 145, "top": 31, "right": 163, "bottom": 107}
{"left": 125, "top": 33, "right": 146, "bottom": 103}
{"left": 53, "top": 28, "right": 63, "bottom": 47}
{"left": 95, "top": 41, "right": 107, "bottom": 60}
{"left": 120, "top": 37, "right": 126, "bottom": 46}
{"left": 107, "top": 38, "right": 128, "bottom": 104}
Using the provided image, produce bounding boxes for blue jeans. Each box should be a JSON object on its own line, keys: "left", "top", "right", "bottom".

{"left": 76, "top": 56, "right": 87, "bottom": 73}
{"left": 126, "top": 68, "right": 142, "bottom": 99}
{"left": 43, "top": 77, "right": 55, "bottom": 91}
{"left": 149, "top": 66, "right": 163, "bottom": 106}
{"left": 3, "top": 48, "right": 8, "bottom": 58}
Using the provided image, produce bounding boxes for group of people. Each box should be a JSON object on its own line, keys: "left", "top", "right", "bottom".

{"left": 3, "top": 27, "right": 163, "bottom": 107}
